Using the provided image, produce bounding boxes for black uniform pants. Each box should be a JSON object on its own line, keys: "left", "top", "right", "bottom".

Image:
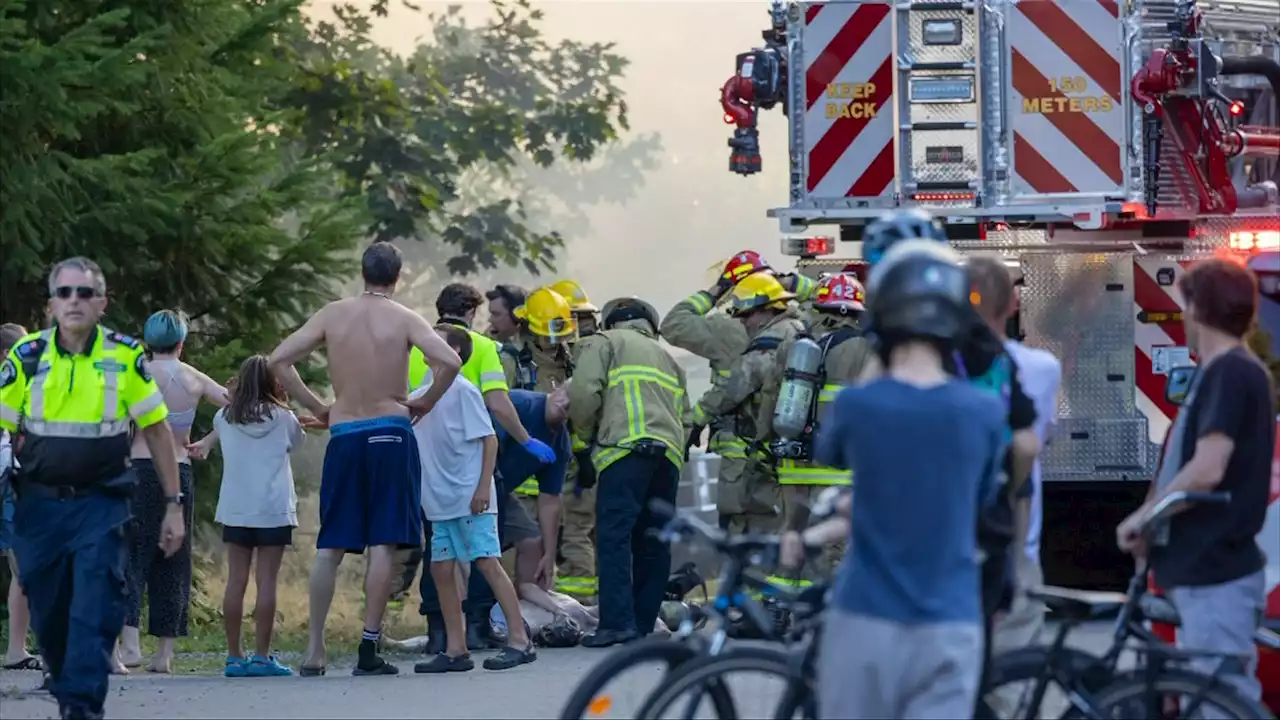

{"left": 594, "top": 452, "right": 679, "bottom": 635}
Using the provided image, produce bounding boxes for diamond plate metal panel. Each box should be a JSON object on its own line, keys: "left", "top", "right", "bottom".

{"left": 1041, "top": 417, "right": 1155, "bottom": 482}
{"left": 905, "top": 10, "right": 977, "bottom": 66}
{"left": 1020, "top": 253, "right": 1137, "bottom": 420}
{"left": 907, "top": 128, "right": 980, "bottom": 184}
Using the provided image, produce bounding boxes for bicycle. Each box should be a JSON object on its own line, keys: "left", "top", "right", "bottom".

{"left": 979, "top": 490, "right": 1279, "bottom": 720}
{"left": 559, "top": 500, "right": 818, "bottom": 720}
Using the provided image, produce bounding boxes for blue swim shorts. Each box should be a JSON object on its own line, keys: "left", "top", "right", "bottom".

{"left": 317, "top": 416, "right": 421, "bottom": 552}
{"left": 430, "top": 514, "right": 500, "bottom": 564}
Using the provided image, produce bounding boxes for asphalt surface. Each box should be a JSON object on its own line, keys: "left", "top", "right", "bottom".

{"left": 0, "top": 623, "right": 1117, "bottom": 719}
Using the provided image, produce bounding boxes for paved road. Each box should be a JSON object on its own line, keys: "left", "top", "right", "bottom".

{"left": 0, "top": 623, "right": 1116, "bottom": 719}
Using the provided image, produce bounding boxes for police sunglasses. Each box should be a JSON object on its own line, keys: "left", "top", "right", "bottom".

{"left": 53, "top": 285, "right": 101, "bottom": 300}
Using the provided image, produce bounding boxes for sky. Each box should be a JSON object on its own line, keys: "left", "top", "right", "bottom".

{"left": 307, "top": 0, "right": 801, "bottom": 318}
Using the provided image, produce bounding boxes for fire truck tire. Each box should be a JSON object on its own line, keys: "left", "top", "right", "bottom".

{"left": 977, "top": 645, "right": 1113, "bottom": 718}
{"left": 558, "top": 635, "right": 737, "bottom": 720}
{"left": 1087, "top": 669, "right": 1275, "bottom": 720}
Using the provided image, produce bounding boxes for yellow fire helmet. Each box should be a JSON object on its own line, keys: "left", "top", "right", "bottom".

{"left": 726, "top": 271, "right": 794, "bottom": 316}
{"left": 549, "top": 279, "right": 598, "bottom": 315}
{"left": 600, "top": 296, "right": 661, "bottom": 334}
{"left": 513, "top": 287, "right": 577, "bottom": 341}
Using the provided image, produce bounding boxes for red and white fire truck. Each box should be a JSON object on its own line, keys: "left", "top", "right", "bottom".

{"left": 717, "top": 0, "right": 1279, "bottom": 708}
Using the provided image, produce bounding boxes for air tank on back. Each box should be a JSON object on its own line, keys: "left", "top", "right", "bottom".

{"left": 772, "top": 335, "right": 823, "bottom": 441}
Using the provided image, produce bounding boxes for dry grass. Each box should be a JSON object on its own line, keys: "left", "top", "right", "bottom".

{"left": 188, "top": 491, "right": 426, "bottom": 656}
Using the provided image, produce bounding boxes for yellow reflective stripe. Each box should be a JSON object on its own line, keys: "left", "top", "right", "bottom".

{"left": 24, "top": 419, "right": 131, "bottom": 438}
{"left": 818, "top": 383, "right": 845, "bottom": 404}
{"left": 689, "top": 403, "right": 709, "bottom": 426}
{"left": 555, "top": 577, "right": 598, "bottom": 594}
{"left": 715, "top": 368, "right": 732, "bottom": 378}
{"left": 571, "top": 436, "right": 587, "bottom": 452}
{"left": 0, "top": 405, "right": 19, "bottom": 427}
{"left": 794, "top": 275, "right": 818, "bottom": 301}
{"left": 708, "top": 436, "right": 748, "bottom": 458}
{"left": 777, "top": 459, "right": 852, "bottom": 486}
{"left": 128, "top": 391, "right": 165, "bottom": 420}
{"left": 515, "top": 477, "right": 540, "bottom": 496}
{"left": 767, "top": 575, "right": 813, "bottom": 588}
{"left": 607, "top": 366, "right": 682, "bottom": 393}
{"left": 686, "top": 292, "right": 713, "bottom": 315}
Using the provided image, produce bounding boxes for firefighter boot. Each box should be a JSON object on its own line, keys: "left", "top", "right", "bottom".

{"left": 466, "top": 607, "right": 499, "bottom": 651}
{"left": 425, "top": 612, "right": 447, "bottom": 656}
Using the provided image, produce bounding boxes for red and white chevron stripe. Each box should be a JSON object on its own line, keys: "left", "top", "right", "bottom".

{"left": 1133, "top": 257, "right": 1194, "bottom": 444}
{"left": 1009, "top": 0, "right": 1125, "bottom": 196}
{"left": 803, "top": 2, "right": 894, "bottom": 199}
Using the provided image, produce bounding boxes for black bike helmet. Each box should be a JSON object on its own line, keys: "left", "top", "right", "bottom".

{"left": 866, "top": 240, "right": 970, "bottom": 342}
{"left": 862, "top": 208, "right": 948, "bottom": 267}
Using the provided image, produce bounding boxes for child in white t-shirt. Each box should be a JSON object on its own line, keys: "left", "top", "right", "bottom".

{"left": 410, "top": 325, "right": 535, "bottom": 674}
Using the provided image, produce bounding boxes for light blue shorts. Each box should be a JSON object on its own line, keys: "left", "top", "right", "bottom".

{"left": 430, "top": 514, "right": 500, "bottom": 564}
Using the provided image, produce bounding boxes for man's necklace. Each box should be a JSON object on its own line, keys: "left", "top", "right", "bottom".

{"left": 363, "top": 290, "right": 391, "bottom": 299}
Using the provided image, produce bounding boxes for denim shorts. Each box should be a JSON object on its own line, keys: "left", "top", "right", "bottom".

{"left": 430, "top": 514, "right": 500, "bottom": 564}
{"left": 0, "top": 483, "right": 15, "bottom": 552}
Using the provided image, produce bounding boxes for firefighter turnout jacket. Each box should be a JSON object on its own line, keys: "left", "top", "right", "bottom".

{"left": 686, "top": 309, "right": 807, "bottom": 448}
{"left": 500, "top": 330, "right": 575, "bottom": 393}
{"left": 567, "top": 318, "right": 689, "bottom": 473}
{"left": 0, "top": 326, "right": 168, "bottom": 487}
{"left": 759, "top": 313, "right": 880, "bottom": 486}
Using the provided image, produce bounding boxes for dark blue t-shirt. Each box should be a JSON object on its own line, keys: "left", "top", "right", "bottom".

{"left": 493, "top": 390, "right": 570, "bottom": 496}
{"left": 814, "top": 378, "right": 1006, "bottom": 624}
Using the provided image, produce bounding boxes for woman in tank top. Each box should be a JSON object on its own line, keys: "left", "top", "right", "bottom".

{"left": 119, "top": 310, "right": 228, "bottom": 673}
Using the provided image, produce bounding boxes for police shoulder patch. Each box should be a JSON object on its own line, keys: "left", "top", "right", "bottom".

{"left": 133, "top": 353, "right": 153, "bottom": 383}
{"left": 0, "top": 358, "right": 16, "bottom": 389}
{"left": 15, "top": 337, "right": 45, "bottom": 361}
{"left": 107, "top": 331, "right": 142, "bottom": 349}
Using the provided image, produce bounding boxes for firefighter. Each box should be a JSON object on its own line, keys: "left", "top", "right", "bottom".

{"left": 0, "top": 257, "right": 184, "bottom": 719}
{"left": 757, "top": 273, "right": 880, "bottom": 584}
{"left": 683, "top": 271, "right": 807, "bottom": 535}
{"left": 537, "top": 279, "right": 603, "bottom": 602}
{"left": 567, "top": 297, "right": 689, "bottom": 647}
{"left": 661, "top": 251, "right": 817, "bottom": 533}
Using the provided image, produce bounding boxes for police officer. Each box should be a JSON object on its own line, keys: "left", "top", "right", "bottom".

{"left": 568, "top": 297, "right": 689, "bottom": 647}
{"left": 0, "top": 257, "right": 183, "bottom": 720}
{"left": 542, "top": 279, "right": 604, "bottom": 602}
{"left": 662, "top": 252, "right": 817, "bottom": 534}
{"left": 757, "top": 273, "right": 880, "bottom": 584}
{"left": 683, "top": 272, "right": 807, "bottom": 535}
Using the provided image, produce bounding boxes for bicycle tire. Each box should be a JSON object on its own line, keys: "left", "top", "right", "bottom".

{"left": 977, "top": 645, "right": 1113, "bottom": 719}
{"left": 559, "top": 636, "right": 738, "bottom": 720}
{"left": 636, "top": 645, "right": 816, "bottom": 720}
{"left": 1087, "top": 668, "right": 1276, "bottom": 720}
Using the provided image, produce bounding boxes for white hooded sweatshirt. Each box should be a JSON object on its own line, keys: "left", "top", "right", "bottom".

{"left": 213, "top": 405, "right": 302, "bottom": 529}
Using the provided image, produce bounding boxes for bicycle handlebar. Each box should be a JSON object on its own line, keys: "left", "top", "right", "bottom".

{"left": 1140, "top": 490, "right": 1231, "bottom": 533}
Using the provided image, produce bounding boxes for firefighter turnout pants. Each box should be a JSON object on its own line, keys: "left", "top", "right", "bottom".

{"left": 558, "top": 478, "right": 597, "bottom": 599}
{"left": 11, "top": 483, "right": 131, "bottom": 720}
{"left": 711, "top": 430, "right": 780, "bottom": 534}
{"left": 778, "top": 483, "right": 847, "bottom": 584}
{"left": 594, "top": 451, "right": 680, "bottom": 636}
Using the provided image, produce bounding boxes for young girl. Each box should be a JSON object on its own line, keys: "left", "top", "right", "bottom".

{"left": 189, "top": 355, "right": 302, "bottom": 678}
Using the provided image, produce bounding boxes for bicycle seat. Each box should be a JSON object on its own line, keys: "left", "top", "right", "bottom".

{"left": 1025, "top": 585, "right": 1128, "bottom": 620}
{"left": 1136, "top": 593, "right": 1181, "bottom": 626}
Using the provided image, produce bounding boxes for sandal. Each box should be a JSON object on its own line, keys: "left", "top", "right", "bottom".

{"left": 351, "top": 658, "right": 399, "bottom": 676}
{"left": 299, "top": 665, "right": 326, "bottom": 677}
{"left": 482, "top": 644, "right": 537, "bottom": 671}
{"left": 2, "top": 656, "right": 43, "bottom": 671}
{"left": 413, "top": 652, "right": 474, "bottom": 674}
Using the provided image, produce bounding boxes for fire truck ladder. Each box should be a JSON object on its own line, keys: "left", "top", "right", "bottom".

{"left": 895, "top": 0, "right": 983, "bottom": 207}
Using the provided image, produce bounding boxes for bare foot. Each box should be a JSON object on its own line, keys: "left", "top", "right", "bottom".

{"left": 117, "top": 648, "right": 143, "bottom": 669}
{"left": 110, "top": 656, "right": 130, "bottom": 675}
{"left": 302, "top": 646, "right": 325, "bottom": 671}
{"left": 146, "top": 657, "right": 172, "bottom": 674}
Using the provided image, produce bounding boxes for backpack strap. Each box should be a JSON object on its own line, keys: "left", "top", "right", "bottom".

{"left": 816, "top": 326, "right": 862, "bottom": 377}
{"left": 745, "top": 335, "right": 782, "bottom": 353}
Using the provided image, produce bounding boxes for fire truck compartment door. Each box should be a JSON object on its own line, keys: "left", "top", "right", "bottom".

{"left": 799, "top": 1, "right": 896, "bottom": 203}
{"left": 1005, "top": 0, "right": 1127, "bottom": 200}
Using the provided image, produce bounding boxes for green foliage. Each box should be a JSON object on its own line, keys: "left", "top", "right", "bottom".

{"left": 1246, "top": 325, "right": 1280, "bottom": 411}
{"left": 0, "top": 0, "right": 649, "bottom": 527}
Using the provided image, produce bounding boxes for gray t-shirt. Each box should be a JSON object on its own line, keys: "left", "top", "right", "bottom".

{"left": 411, "top": 377, "right": 497, "bottom": 521}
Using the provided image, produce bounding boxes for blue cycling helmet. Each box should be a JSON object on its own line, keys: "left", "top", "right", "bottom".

{"left": 143, "top": 309, "right": 188, "bottom": 351}
{"left": 862, "top": 209, "right": 948, "bottom": 267}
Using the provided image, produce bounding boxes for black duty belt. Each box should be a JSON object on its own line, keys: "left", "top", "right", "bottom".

{"left": 16, "top": 481, "right": 102, "bottom": 501}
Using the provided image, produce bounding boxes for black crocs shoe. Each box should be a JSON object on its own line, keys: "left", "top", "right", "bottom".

{"left": 414, "top": 652, "right": 474, "bottom": 674}
{"left": 482, "top": 644, "right": 537, "bottom": 670}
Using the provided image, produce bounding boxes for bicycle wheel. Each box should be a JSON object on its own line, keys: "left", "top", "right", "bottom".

{"left": 559, "top": 636, "right": 738, "bottom": 720}
{"left": 1088, "top": 669, "right": 1276, "bottom": 720}
{"left": 637, "top": 646, "right": 816, "bottom": 720}
{"left": 978, "top": 645, "right": 1113, "bottom": 719}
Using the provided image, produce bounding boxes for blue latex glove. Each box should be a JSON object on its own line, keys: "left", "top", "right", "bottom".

{"left": 521, "top": 437, "right": 556, "bottom": 464}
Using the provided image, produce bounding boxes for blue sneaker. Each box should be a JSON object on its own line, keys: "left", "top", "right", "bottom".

{"left": 245, "top": 654, "right": 293, "bottom": 677}
{"left": 225, "top": 656, "right": 247, "bottom": 678}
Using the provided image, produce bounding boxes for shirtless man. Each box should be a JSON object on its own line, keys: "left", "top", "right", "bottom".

{"left": 268, "top": 242, "right": 462, "bottom": 676}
